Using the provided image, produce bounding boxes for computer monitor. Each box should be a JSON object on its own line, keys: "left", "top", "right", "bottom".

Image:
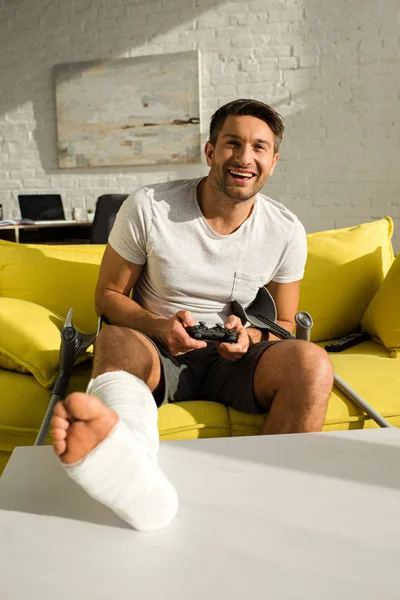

{"left": 18, "top": 194, "right": 65, "bottom": 221}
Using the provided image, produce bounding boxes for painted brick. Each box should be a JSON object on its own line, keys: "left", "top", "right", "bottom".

{"left": 268, "top": 9, "right": 304, "bottom": 22}
{"left": 0, "top": 0, "right": 398, "bottom": 251}
{"left": 278, "top": 57, "right": 300, "bottom": 70}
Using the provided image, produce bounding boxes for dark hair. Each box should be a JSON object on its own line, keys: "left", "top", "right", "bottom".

{"left": 209, "top": 99, "right": 284, "bottom": 154}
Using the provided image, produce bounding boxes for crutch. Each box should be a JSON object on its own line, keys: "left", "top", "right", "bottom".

{"left": 232, "top": 287, "right": 392, "bottom": 429}
{"left": 34, "top": 308, "right": 101, "bottom": 446}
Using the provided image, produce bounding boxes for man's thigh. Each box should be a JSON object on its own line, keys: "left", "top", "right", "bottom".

{"left": 199, "top": 341, "right": 278, "bottom": 414}
{"left": 151, "top": 343, "right": 218, "bottom": 407}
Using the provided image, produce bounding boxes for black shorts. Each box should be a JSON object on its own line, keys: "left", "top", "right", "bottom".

{"left": 151, "top": 340, "right": 278, "bottom": 414}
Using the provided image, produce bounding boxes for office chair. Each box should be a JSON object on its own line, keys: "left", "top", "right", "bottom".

{"left": 90, "top": 194, "right": 129, "bottom": 244}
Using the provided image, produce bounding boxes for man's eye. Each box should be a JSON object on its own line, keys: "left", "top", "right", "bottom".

{"left": 255, "top": 145, "right": 266, "bottom": 151}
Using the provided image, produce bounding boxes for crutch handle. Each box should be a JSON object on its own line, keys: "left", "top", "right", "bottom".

{"left": 34, "top": 308, "right": 101, "bottom": 446}
{"left": 295, "top": 311, "right": 313, "bottom": 341}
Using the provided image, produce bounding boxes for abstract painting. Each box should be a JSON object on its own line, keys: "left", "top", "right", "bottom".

{"left": 54, "top": 51, "right": 201, "bottom": 168}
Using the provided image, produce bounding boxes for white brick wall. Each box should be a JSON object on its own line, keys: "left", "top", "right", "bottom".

{"left": 0, "top": 0, "right": 399, "bottom": 250}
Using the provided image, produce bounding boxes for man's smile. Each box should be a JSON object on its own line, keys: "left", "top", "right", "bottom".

{"left": 227, "top": 168, "right": 257, "bottom": 183}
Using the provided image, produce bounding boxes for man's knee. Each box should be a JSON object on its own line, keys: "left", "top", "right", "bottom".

{"left": 93, "top": 326, "right": 162, "bottom": 388}
{"left": 256, "top": 339, "right": 333, "bottom": 398}
{"left": 94, "top": 325, "right": 157, "bottom": 367}
{"left": 95, "top": 325, "right": 147, "bottom": 353}
{"left": 96, "top": 325, "right": 131, "bottom": 349}
{"left": 285, "top": 340, "right": 334, "bottom": 390}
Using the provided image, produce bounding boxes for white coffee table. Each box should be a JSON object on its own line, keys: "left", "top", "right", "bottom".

{"left": 1, "top": 428, "right": 400, "bottom": 599}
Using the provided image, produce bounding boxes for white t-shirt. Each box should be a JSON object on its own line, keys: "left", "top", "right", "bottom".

{"left": 108, "top": 178, "right": 307, "bottom": 325}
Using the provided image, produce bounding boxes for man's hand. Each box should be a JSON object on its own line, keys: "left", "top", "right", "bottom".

{"left": 216, "top": 315, "right": 249, "bottom": 361}
{"left": 157, "top": 310, "right": 207, "bottom": 356}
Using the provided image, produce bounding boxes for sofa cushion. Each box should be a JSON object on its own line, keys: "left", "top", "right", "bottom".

{"left": 298, "top": 218, "right": 394, "bottom": 342}
{"left": 323, "top": 339, "right": 400, "bottom": 427}
{"left": 0, "top": 354, "right": 30, "bottom": 374}
{"left": 1, "top": 339, "right": 399, "bottom": 475}
{"left": 0, "top": 240, "right": 105, "bottom": 333}
{"left": 0, "top": 367, "right": 231, "bottom": 475}
{"left": 158, "top": 401, "right": 231, "bottom": 440}
{"left": 361, "top": 253, "right": 400, "bottom": 358}
{"left": 0, "top": 298, "right": 92, "bottom": 388}
{"left": 0, "top": 365, "right": 93, "bottom": 465}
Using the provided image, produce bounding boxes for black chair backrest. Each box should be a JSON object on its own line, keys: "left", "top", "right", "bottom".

{"left": 90, "top": 194, "right": 129, "bottom": 244}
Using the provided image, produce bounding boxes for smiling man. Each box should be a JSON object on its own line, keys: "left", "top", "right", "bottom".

{"left": 51, "top": 99, "right": 334, "bottom": 532}
{"left": 205, "top": 110, "right": 278, "bottom": 203}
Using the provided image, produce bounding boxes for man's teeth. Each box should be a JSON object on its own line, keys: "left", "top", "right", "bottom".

{"left": 229, "top": 170, "right": 253, "bottom": 178}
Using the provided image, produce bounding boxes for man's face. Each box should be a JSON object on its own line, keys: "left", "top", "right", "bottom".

{"left": 205, "top": 115, "right": 279, "bottom": 203}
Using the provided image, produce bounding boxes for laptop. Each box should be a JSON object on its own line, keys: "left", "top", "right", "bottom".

{"left": 18, "top": 194, "right": 75, "bottom": 225}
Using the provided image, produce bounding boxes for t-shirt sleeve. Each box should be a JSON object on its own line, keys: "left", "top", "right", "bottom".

{"left": 108, "top": 188, "right": 153, "bottom": 265}
{"left": 271, "top": 218, "right": 307, "bottom": 283}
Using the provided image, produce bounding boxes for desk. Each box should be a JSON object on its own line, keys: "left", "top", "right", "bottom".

{"left": 1, "top": 428, "right": 400, "bottom": 599}
{"left": 0, "top": 222, "right": 92, "bottom": 244}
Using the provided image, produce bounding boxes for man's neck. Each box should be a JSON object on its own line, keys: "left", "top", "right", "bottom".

{"left": 197, "top": 177, "right": 256, "bottom": 236}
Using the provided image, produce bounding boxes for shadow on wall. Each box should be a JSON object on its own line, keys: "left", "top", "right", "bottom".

{"left": 0, "top": 0, "right": 226, "bottom": 174}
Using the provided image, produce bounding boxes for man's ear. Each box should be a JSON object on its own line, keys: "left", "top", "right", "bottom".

{"left": 204, "top": 141, "right": 215, "bottom": 167}
{"left": 269, "top": 152, "right": 279, "bottom": 176}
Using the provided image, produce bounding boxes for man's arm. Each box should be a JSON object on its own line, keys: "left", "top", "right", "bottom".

{"left": 95, "top": 244, "right": 206, "bottom": 354}
{"left": 95, "top": 244, "right": 164, "bottom": 337}
{"left": 246, "top": 280, "right": 301, "bottom": 344}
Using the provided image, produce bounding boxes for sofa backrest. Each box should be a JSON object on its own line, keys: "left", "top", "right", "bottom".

{"left": 0, "top": 217, "right": 394, "bottom": 341}
{"left": 0, "top": 241, "right": 105, "bottom": 333}
{"left": 299, "top": 217, "right": 394, "bottom": 341}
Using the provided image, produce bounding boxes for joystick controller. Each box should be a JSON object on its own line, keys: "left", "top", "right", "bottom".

{"left": 186, "top": 322, "right": 239, "bottom": 343}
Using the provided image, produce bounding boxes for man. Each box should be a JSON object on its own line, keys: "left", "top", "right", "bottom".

{"left": 51, "top": 99, "right": 334, "bottom": 532}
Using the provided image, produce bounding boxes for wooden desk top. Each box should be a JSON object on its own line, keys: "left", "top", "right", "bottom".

{"left": 0, "top": 221, "right": 92, "bottom": 230}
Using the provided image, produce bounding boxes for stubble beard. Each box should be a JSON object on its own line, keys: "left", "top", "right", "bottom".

{"left": 210, "top": 167, "right": 263, "bottom": 204}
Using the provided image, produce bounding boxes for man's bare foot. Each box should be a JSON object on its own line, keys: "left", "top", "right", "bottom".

{"left": 51, "top": 393, "right": 119, "bottom": 465}
{"left": 51, "top": 388, "right": 178, "bottom": 531}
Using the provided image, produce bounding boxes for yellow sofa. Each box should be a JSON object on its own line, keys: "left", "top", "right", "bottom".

{"left": 0, "top": 217, "right": 399, "bottom": 474}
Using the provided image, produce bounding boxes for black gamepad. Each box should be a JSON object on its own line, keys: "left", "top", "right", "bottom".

{"left": 186, "top": 322, "right": 239, "bottom": 343}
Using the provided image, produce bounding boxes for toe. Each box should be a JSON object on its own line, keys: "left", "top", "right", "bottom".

{"left": 64, "top": 392, "right": 109, "bottom": 422}
{"left": 53, "top": 400, "right": 70, "bottom": 420}
{"left": 51, "top": 415, "right": 69, "bottom": 431}
{"left": 53, "top": 439, "right": 67, "bottom": 457}
{"left": 52, "top": 427, "right": 67, "bottom": 441}
{"left": 52, "top": 392, "right": 119, "bottom": 466}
